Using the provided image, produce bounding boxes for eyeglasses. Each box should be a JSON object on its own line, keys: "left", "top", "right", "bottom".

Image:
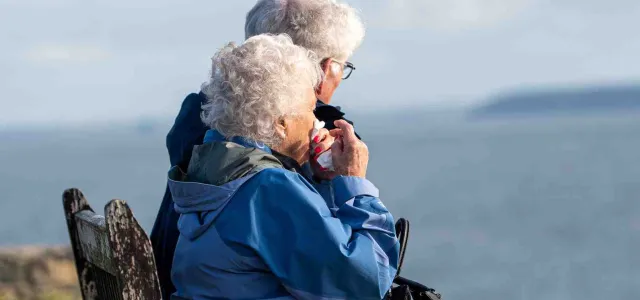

{"left": 323, "top": 58, "right": 356, "bottom": 80}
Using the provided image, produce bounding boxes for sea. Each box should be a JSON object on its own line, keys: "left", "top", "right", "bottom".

{"left": 1, "top": 110, "right": 639, "bottom": 299}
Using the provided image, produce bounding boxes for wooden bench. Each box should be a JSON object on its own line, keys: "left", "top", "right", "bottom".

{"left": 62, "top": 188, "right": 162, "bottom": 300}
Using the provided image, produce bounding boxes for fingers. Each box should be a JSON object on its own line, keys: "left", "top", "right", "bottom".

{"left": 330, "top": 137, "right": 344, "bottom": 155}
{"left": 328, "top": 128, "right": 343, "bottom": 138}
{"left": 333, "top": 120, "right": 358, "bottom": 145}
{"left": 312, "top": 128, "right": 329, "bottom": 144}
{"left": 311, "top": 128, "right": 335, "bottom": 157}
{"left": 333, "top": 120, "right": 353, "bottom": 135}
{"left": 313, "top": 138, "right": 333, "bottom": 156}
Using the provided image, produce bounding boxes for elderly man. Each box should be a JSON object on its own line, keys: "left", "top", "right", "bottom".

{"left": 150, "top": 0, "right": 367, "bottom": 298}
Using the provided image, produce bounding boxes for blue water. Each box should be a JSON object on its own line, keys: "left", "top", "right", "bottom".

{"left": 1, "top": 111, "right": 639, "bottom": 299}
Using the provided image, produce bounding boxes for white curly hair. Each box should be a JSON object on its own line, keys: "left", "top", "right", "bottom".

{"left": 201, "top": 34, "right": 323, "bottom": 146}
{"left": 245, "top": 0, "right": 365, "bottom": 61}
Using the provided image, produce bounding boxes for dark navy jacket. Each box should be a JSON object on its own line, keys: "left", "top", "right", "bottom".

{"left": 150, "top": 92, "right": 360, "bottom": 299}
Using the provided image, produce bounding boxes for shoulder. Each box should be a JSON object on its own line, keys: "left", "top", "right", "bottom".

{"left": 250, "top": 168, "right": 315, "bottom": 192}
{"left": 172, "top": 92, "right": 208, "bottom": 125}
{"left": 182, "top": 92, "right": 207, "bottom": 108}
{"left": 241, "top": 168, "right": 329, "bottom": 214}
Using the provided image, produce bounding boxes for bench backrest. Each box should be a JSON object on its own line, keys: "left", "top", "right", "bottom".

{"left": 62, "top": 188, "right": 162, "bottom": 300}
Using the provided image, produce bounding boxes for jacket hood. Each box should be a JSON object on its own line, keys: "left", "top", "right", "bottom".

{"left": 168, "top": 131, "right": 282, "bottom": 240}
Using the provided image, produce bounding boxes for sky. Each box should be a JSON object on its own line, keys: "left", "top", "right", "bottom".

{"left": 1, "top": 0, "right": 640, "bottom": 127}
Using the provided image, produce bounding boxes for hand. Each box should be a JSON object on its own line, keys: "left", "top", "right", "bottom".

{"left": 330, "top": 120, "right": 368, "bottom": 178}
{"left": 311, "top": 127, "right": 334, "bottom": 157}
{"left": 310, "top": 127, "right": 337, "bottom": 180}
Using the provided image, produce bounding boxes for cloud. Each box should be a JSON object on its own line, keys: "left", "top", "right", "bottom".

{"left": 24, "top": 44, "right": 111, "bottom": 64}
{"left": 367, "top": 0, "right": 534, "bottom": 31}
{"left": 3, "top": 0, "right": 640, "bottom": 126}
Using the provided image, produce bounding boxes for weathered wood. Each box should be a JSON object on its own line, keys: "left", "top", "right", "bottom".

{"left": 63, "top": 188, "right": 99, "bottom": 300}
{"left": 75, "top": 211, "right": 116, "bottom": 275}
{"left": 62, "top": 188, "right": 162, "bottom": 300}
{"left": 79, "top": 262, "right": 99, "bottom": 299}
{"left": 106, "top": 200, "right": 162, "bottom": 300}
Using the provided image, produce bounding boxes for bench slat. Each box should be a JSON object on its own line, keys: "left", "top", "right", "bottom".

{"left": 75, "top": 210, "right": 117, "bottom": 276}
{"left": 63, "top": 188, "right": 162, "bottom": 299}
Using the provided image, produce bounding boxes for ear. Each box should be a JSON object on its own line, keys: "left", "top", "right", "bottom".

{"left": 315, "top": 58, "right": 333, "bottom": 96}
{"left": 321, "top": 58, "right": 333, "bottom": 74}
{"left": 275, "top": 117, "right": 287, "bottom": 140}
{"left": 316, "top": 58, "right": 338, "bottom": 99}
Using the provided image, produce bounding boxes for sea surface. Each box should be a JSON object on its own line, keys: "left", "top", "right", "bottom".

{"left": 1, "top": 111, "right": 639, "bottom": 299}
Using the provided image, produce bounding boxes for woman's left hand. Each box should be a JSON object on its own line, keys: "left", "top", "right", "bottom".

{"left": 310, "top": 128, "right": 337, "bottom": 180}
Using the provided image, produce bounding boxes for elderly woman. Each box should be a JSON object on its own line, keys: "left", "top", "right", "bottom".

{"left": 168, "top": 34, "right": 399, "bottom": 300}
{"left": 152, "top": 3, "right": 366, "bottom": 295}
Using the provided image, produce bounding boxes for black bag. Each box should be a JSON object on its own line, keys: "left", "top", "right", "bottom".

{"left": 385, "top": 219, "right": 442, "bottom": 300}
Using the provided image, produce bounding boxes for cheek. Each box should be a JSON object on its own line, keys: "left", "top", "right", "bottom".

{"left": 295, "top": 116, "right": 314, "bottom": 147}
{"left": 300, "top": 115, "right": 315, "bottom": 141}
{"left": 288, "top": 116, "right": 312, "bottom": 142}
{"left": 334, "top": 77, "right": 343, "bottom": 87}
{"left": 291, "top": 117, "right": 313, "bottom": 160}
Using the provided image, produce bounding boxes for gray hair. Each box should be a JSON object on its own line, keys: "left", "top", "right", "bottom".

{"left": 245, "top": 0, "right": 365, "bottom": 61}
{"left": 201, "top": 34, "right": 322, "bottom": 146}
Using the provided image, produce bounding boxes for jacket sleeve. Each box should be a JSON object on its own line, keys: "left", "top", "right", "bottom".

{"left": 250, "top": 169, "right": 399, "bottom": 300}
{"left": 300, "top": 161, "right": 339, "bottom": 216}
{"left": 311, "top": 180, "right": 338, "bottom": 216}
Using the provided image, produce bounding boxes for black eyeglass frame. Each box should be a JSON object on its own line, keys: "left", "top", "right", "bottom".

{"left": 322, "top": 58, "right": 355, "bottom": 80}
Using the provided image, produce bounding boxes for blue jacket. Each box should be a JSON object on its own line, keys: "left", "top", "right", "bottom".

{"left": 150, "top": 92, "right": 363, "bottom": 299}
{"left": 168, "top": 130, "right": 399, "bottom": 299}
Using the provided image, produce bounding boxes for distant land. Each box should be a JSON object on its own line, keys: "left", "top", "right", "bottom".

{"left": 470, "top": 83, "right": 640, "bottom": 118}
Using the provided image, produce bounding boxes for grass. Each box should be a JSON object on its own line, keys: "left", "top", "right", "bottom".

{"left": 0, "top": 289, "right": 80, "bottom": 300}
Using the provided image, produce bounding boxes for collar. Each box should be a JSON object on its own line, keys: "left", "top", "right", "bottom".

{"left": 203, "top": 129, "right": 272, "bottom": 154}
{"left": 315, "top": 99, "right": 342, "bottom": 111}
{"left": 270, "top": 150, "right": 305, "bottom": 175}
{"left": 315, "top": 99, "right": 345, "bottom": 119}
{"left": 203, "top": 130, "right": 312, "bottom": 179}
